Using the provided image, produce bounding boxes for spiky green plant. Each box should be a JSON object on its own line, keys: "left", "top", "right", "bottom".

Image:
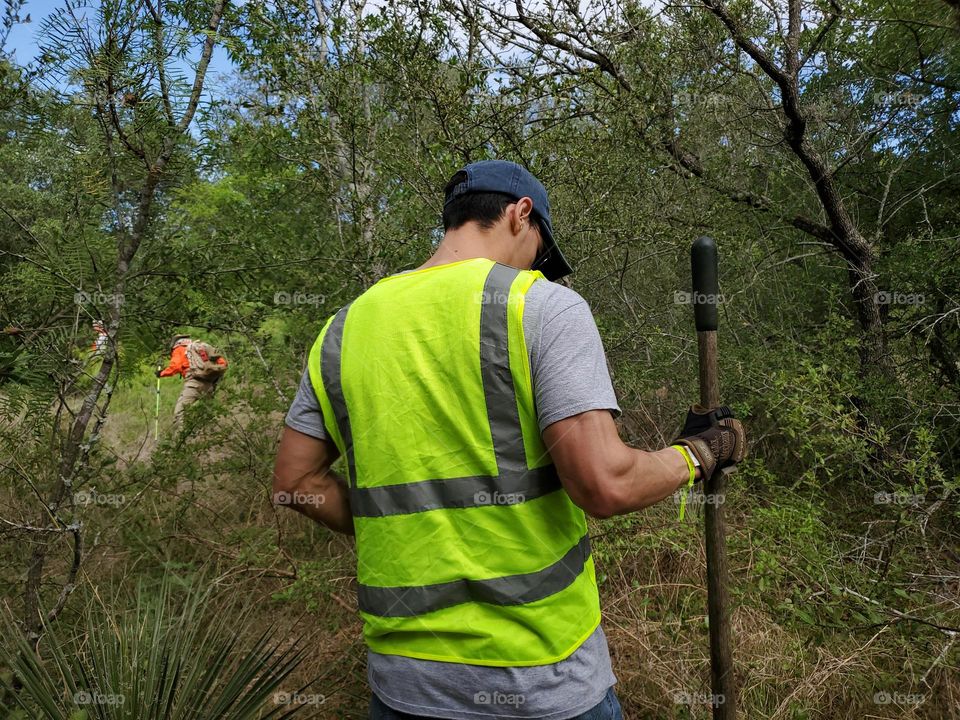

{"left": 1, "top": 576, "right": 309, "bottom": 719}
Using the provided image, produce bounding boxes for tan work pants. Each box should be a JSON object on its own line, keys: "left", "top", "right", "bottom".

{"left": 173, "top": 376, "right": 217, "bottom": 426}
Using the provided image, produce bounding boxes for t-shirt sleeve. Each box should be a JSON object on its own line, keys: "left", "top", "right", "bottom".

{"left": 525, "top": 282, "right": 622, "bottom": 432}
{"left": 284, "top": 367, "right": 329, "bottom": 440}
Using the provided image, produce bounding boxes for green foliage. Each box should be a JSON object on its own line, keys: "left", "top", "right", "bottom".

{"left": 272, "top": 559, "right": 343, "bottom": 620}
{"left": 2, "top": 0, "right": 959, "bottom": 715}
{"left": 0, "top": 574, "right": 307, "bottom": 719}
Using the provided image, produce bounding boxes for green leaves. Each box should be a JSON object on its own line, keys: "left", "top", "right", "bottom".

{"left": 1, "top": 574, "right": 308, "bottom": 720}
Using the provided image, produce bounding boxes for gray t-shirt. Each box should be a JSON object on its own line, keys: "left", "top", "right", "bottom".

{"left": 285, "top": 276, "right": 621, "bottom": 719}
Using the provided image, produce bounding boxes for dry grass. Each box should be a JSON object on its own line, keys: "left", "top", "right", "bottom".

{"left": 4, "top": 382, "right": 958, "bottom": 720}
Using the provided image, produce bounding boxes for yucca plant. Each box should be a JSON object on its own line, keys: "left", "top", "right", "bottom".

{"left": 1, "top": 576, "right": 309, "bottom": 719}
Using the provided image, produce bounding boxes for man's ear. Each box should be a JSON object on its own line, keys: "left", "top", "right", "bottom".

{"left": 509, "top": 197, "right": 534, "bottom": 235}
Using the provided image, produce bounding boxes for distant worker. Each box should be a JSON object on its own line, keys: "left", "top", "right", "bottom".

{"left": 90, "top": 320, "right": 108, "bottom": 355}
{"left": 156, "top": 334, "right": 228, "bottom": 426}
{"left": 273, "top": 160, "right": 747, "bottom": 719}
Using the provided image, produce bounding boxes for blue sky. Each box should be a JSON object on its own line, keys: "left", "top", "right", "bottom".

{"left": 4, "top": 0, "right": 236, "bottom": 89}
{"left": 2, "top": 0, "right": 57, "bottom": 65}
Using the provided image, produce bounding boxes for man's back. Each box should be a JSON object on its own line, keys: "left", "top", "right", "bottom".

{"left": 306, "top": 258, "right": 602, "bottom": 667}
{"left": 272, "top": 160, "right": 748, "bottom": 719}
{"left": 284, "top": 257, "right": 625, "bottom": 717}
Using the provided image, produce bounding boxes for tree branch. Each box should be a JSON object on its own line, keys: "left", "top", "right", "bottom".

{"left": 513, "top": 0, "right": 633, "bottom": 92}
{"left": 176, "top": 0, "right": 226, "bottom": 135}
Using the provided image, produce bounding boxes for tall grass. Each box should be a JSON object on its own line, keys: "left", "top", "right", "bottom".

{"left": 1, "top": 574, "right": 308, "bottom": 719}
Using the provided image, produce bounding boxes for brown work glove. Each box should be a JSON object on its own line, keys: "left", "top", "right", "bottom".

{"left": 675, "top": 405, "right": 747, "bottom": 482}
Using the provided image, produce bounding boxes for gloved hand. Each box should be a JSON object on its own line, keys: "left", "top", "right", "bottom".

{"left": 674, "top": 405, "right": 747, "bottom": 482}
{"left": 154, "top": 368, "right": 162, "bottom": 378}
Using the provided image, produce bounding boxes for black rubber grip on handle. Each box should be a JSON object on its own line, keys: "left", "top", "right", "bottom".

{"left": 691, "top": 235, "right": 719, "bottom": 332}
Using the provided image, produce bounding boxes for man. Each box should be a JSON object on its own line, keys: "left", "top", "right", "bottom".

{"left": 157, "top": 334, "right": 228, "bottom": 427}
{"left": 274, "top": 160, "right": 746, "bottom": 719}
{"left": 90, "top": 320, "right": 108, "bottom": 355}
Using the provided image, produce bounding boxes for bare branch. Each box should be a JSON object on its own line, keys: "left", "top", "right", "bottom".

{"left": 46, "top": 525, "right": 82, "bottom": 624}
{"left": 176, "top": 0, "right": 227, "bottom": 135}
{"left": 513, "top": 0, "right": 633, "bottom": 92}
{"left": 785, "top": 0, "right": 801, "bottom": 77}
{"left": 799, "top": 0, "right": 841, "bottom": 69}
{"left": 146, "top": 0, "right": 176, "bottom": 127}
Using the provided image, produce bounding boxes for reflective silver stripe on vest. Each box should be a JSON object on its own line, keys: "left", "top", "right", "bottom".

{"left": 320, "top": 303, "right": 356, "bottom": 486}
{"left": 349, "top": 465, "right": 559, "bottom": 518}
{"left": 339, "top": 262, "right": 561, "bottom": 517}
{"left": 480, "top": 263, "right": 528, "bottom": 474}
{"left": 358, "top": 533, "right": 591, "bottom": 617}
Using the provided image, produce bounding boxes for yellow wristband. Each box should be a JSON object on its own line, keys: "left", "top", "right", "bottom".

{"left": 671, "top": 444, "right": 696, "bottom": 521}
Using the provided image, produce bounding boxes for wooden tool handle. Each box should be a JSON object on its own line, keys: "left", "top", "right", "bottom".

{"left": 691, "top": 236, "right": 736, "bottom": 719}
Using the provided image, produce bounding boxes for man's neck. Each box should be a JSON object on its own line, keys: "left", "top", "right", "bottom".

{"left": 416, "top": 247, "right": 487, "bottom": 271}
{"left": 417, "top": 228, "right": 511, "bottom": 271}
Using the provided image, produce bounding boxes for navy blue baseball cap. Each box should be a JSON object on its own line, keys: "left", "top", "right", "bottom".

{"left": 443, "top": 160, "right": 574, "bottom": 280}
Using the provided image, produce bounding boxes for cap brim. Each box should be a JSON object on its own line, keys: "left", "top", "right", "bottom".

{"left": 535, "top": 225, "right": 573, "bottom": 281}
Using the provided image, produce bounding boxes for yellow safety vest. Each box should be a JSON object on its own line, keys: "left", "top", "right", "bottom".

{"left": 308, "top": 257, "right": 600, "bottom": 666}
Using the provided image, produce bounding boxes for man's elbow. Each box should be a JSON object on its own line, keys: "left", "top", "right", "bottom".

{"left": 564, "top": 474, "right": 628, "bottom": 519}
{"left": 272, "top": 462, "right": 299, "bottom": 502}
{"left": 585, "top": 486, "right": 629, "bottom": 519}
{"left": 556, "top": 447, "right": 637, "bottom": 519}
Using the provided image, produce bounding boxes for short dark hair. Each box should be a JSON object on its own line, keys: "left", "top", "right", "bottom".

{"left": 442, "top": 170, "right": 514, "bottom": 232}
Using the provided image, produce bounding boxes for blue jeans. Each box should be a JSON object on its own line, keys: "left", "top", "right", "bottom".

{"left": 369, "top": 686, "right": 623, "bottom": 720}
